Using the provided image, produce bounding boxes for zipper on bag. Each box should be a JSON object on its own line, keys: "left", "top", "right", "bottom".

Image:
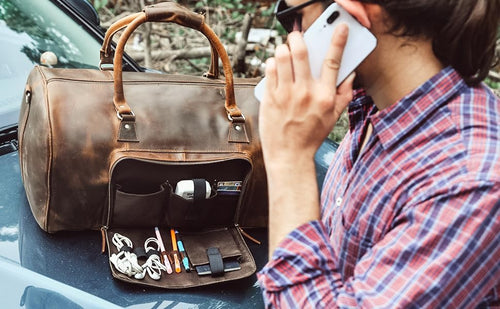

{"left": 100, "top": 225, "right": 108, "bottom": 254}
{"left": 235, "top": 224, "right": 261, "bottom": 245}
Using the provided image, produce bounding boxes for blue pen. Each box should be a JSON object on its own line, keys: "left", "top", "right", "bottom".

{"left": 175, "top": 230, "right": 190, "bottom": 272}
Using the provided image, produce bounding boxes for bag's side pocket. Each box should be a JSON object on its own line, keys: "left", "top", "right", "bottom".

{"left": 112, "top": 181, "right": 169, "bottom": 227}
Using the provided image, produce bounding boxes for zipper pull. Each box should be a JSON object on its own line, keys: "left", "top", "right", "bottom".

{"left": 236, "top": 224, "right": 261, "bottom": 245}
{"left": 100, "top": 226, "right": 108, "bottom": 254}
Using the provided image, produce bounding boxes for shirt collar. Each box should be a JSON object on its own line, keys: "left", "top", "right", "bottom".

{"left": 368, "top": 67, "right": 466, "bottom": 150}
{"left": 348, "top": 89, "right": 376, "bottom": 133}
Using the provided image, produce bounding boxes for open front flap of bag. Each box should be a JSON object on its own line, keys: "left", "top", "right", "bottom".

{"left": 102, "top": 154, "right": 257, "bottom": 288}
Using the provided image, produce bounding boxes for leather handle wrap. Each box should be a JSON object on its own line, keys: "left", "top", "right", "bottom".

{"left": 143, "top": 2, "right": 204, "bottom": 25}
{"left": 100, "top": 3, "right": 219, "bottom": 77}
{"left": 112, "top": 2, "right": 241, "bottom": 118}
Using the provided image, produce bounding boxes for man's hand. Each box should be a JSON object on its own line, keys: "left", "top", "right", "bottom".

{"left": 259, "top": 24, "right": 355, "bottom": 255}
{"left": 259, "top": 23, "right": 354, "bottom": 169}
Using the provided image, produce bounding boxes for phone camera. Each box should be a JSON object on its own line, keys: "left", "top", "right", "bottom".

{"left": 327, "top": 11, "right": 340, "bottom": 24}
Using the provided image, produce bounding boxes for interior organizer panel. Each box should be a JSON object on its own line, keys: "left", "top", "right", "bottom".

{"left": 106, "top": 158, "right": 256, "bottom": 288}
{"left": 105, "top": 227, "right": 256, "bottom": 289}
{"left": 109, "top": 158, "right": 251, "bottom": 229}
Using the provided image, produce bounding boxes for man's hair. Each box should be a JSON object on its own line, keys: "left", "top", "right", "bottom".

{"left": 358, "top": 0, "right": 500, "bottom": 86}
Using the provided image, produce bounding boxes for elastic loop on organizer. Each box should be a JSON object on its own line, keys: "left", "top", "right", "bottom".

{"left": 134, "top": 247, "right": 147, "bottom": 259}
{"left": 207, "top": 247, "right": 224, "bottom": 276}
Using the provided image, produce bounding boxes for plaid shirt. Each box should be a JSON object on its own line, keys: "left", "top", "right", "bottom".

{"left": 258, "top": 67, "right": 500, "bottom": 308}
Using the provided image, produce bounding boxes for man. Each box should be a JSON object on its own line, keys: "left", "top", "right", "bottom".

{"left": 257, "top": 0, "right": 500, "bottom": 307}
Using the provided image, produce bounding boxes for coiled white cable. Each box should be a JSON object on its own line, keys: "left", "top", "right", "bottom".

{"left": 134, "top": 237, "right": 167, "bottom": 280}
{"left": 109, "top": 233, "right": 143, "bottom": 277}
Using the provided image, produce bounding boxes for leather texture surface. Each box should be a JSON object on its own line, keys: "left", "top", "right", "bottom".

{"left": 18, "top": 2, "right": 267, "bottom": 233}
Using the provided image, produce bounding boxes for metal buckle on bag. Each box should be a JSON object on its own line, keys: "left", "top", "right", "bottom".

{"left": 99, "top": 60, "right": 114, "bottom": 71}
{"left": 116, "top": 110, "right": 139, "bottom": 142}
{"left": 99, "top": 49, "right": 114, "bottom": 71}
{"left": 228, "top": 113, "right": 246, "bottom": 133}
{"left": 227, "top": 113, "right": 249, "bottom": 143}
{"left": 227, "top": 113, "right": 245, "bottom": 123}
{"left": 116, "top": 110, "right": 136, "bottom": 121}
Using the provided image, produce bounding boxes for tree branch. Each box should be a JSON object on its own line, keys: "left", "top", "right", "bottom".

{"left": 232, "top": 13, "right": 253, "bottom": 74}
{"left": 127, "top": 46, "right": 231, "bottom": 62}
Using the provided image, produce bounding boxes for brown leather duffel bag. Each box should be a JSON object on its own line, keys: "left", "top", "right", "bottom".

{"left": 18, "top": 2, "right": 267, "bottom": 234}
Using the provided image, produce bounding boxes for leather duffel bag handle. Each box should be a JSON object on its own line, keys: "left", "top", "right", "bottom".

{"left": 111, "top": 2, "right": 246, "bottom": 143}
{"left": 99, "top": 8, "right": 220, "bottom": 79}
{"left": 99, "top": 13, "right": 140, "bottom": 68}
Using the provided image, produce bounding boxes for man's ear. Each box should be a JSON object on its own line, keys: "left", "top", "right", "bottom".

{"left": 335, "top": 0, "right": 371, "bottom": 28}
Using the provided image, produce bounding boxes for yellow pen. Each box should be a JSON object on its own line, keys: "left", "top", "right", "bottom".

{"left": 170, "top": 228, "right": 181, "bottom": 273}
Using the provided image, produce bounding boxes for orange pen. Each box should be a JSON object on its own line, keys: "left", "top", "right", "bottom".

{"left": 170, "top": 228, "right": 181, "bottom": 273}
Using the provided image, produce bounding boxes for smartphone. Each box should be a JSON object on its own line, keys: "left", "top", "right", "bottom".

{"left": 254, "top": 3, "right": 377, "bottom": 101}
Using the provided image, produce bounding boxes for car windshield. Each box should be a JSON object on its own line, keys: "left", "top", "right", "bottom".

{"left": 0, "top": 0, "right": 101, "bottom": 130}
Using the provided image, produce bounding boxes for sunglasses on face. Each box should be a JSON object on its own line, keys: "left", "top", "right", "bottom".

{"left": 275, "top": 0, "right": 324, "bottom": 33}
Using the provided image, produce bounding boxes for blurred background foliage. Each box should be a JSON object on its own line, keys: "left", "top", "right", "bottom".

{"left": 92, "top": 0, "right": 280, "bottom": 76}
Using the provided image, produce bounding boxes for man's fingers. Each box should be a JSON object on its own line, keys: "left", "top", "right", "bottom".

{"left": 320, "top": 23, "right": 349, "bottom": 86}
{"left": 338, "top": 72, "right": 355, "bottom": 95}
{"left": 335, "top": 0, "right": 371, "bottom": 28}
{"left": 287, "top": 32, "right": 311, "bottom": 83}
{"left": 274, "top": 44, "right": 294, "bottom": 87}
{"left": 337, "top": 72, "right": 355, "bottom": 107}
{"left": 265, "top": 58, "right": 277, "bottom": 98}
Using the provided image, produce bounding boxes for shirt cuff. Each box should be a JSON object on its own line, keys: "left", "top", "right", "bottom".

{"left": 257, "top": 220, "right": 339, "bottom": 292}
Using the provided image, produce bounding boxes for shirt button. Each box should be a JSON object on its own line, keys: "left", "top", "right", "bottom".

{"left": 336, "top": 197, "right": 342, "bottom": 207}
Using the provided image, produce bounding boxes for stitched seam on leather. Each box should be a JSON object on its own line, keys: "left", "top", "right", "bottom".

{"left": 38, "top": 67, "right": 53, "bottom": 231}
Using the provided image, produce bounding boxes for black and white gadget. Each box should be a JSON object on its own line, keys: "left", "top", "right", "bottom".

{"left": 254, "top": 3, "right": 377, "bottom": 101}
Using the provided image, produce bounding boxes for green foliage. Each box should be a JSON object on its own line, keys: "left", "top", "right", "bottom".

{"left": 329, "top": 111, "right": 349, "bottom": 143}
{"left": 485, "top": 77, "right": 499, "bottom": 89}
{"left": 260, "top": 4, "right": 275, "bottom": 17}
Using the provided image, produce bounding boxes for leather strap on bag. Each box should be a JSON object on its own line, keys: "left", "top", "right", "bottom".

{"left": 112, "top": 2, "right": 246, "bottom": 143}
{"left": 99, "top": 12, "right": 141, "bottom": 70}
{"left": 99, "top": 6, "right": 219, "bottom": 78}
